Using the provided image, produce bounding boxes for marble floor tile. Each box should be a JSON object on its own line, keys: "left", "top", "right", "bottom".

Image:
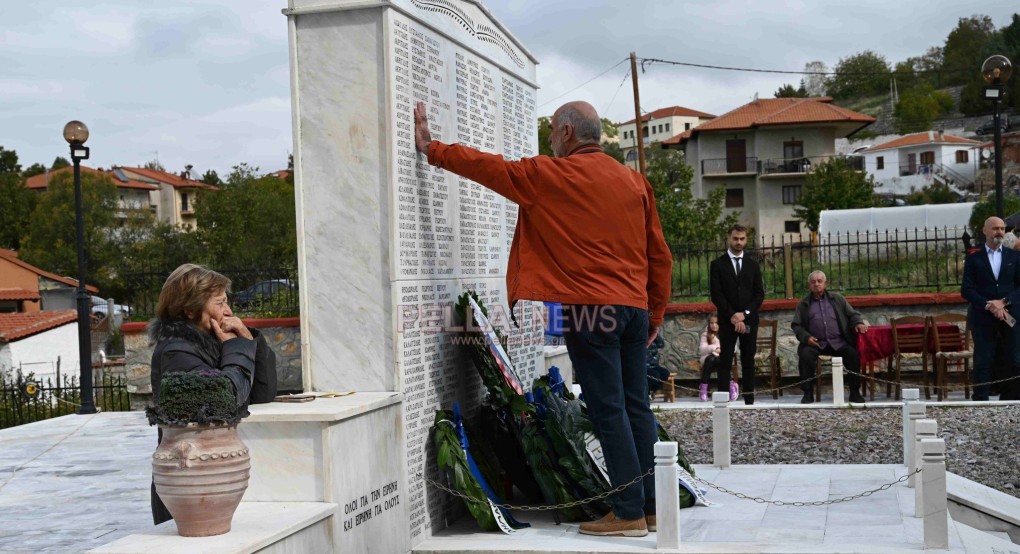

{"left": 822, "top": 523, "right": 907, "bottom": 544}
{"left": 769, "top": 485, "right": 830, "bottom": 503}
{"left": 761, "top": 505, "right": 829, "bottom": 530}
{"left": 756, "top": 527, "right": 827, "bottom": 543}
{"left": 775, "top": 467, "right": 832, "bottom": 487}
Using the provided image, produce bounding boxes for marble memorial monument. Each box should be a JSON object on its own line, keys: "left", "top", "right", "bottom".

{"left": 281, "top": 0, "right": 542, "bottom": 550}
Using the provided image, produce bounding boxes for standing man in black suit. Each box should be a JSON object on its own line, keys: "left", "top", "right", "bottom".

{"left": 710, "top": 224, "right": 765, "bottom": 405}
{"left": 961, "top": 216, "right": 1020, "bottom": 401}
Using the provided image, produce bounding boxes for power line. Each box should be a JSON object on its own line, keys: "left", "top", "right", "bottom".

{"left": 538, "top": 58, "right": 629, "bottom": 109}
{"left": 601, "top": 66, "right": 631, "bottom": 118}
{"left": 638, "top": 57, "right": 973, "bottom": 77}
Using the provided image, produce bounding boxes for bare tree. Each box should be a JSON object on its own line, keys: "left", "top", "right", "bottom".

{"left": 803, "top": 61, "right": 828, "bottom": 97}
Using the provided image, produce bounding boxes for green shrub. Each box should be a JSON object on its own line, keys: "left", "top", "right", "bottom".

{"left": 146, "top": 370, "right": 242, "bottom": 426}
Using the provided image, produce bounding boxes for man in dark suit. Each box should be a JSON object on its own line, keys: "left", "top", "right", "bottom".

{"left": 961, "top": 216, "right": 1020, "bottom": 401}
{"left": 710, "top": 224, "right": 765, "bottom": 405}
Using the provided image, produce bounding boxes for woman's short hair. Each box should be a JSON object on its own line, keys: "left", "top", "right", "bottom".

{"left": 156, "top": 263, "right": 231, "bottom": 322}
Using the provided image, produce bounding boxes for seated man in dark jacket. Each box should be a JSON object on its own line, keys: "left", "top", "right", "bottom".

{"left": 791, "top": 270, "right": 869, "bottom": 404}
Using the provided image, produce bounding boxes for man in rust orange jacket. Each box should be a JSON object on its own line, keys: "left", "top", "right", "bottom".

{"left": 415, "top": 100, "right": 672, "bottom": 538}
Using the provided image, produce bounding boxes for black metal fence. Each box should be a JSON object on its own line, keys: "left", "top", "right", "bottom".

{"left": 122, "top": 264, "right": 299, "bottom": 320}
{"left": 1, "top": 372, "right": 130, "bottom": 429}
{"left": 671, "top": 227, "right": 969, "bottom": 301}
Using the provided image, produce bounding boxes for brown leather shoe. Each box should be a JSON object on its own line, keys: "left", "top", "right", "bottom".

{"left": 646, "top": 514, "right": 656, "bottom": 531}
{"left": 579, "top": 512, "right": 648, "bottom": 537}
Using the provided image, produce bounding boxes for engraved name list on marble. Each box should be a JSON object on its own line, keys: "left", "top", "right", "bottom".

{"left": 386, "top": 4, "right": 542, "bottom": 541}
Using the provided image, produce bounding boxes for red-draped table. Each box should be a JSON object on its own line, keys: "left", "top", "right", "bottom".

{"left": 856, "top": 323, "right": 962, "bottom": 399}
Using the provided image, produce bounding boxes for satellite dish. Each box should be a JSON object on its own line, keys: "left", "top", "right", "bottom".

{"left": 982, "top": 148, "right": 993, "bottom": 160}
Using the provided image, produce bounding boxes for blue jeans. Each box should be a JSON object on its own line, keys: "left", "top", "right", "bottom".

{"left": 562, "top": 304, "right": 657, "bottom": 520}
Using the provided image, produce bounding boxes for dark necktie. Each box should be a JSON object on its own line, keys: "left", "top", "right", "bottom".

{"left": 734, "top": 257, "right": 742, "bottom": 275}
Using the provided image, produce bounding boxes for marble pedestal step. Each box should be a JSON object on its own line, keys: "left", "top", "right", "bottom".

{"left": 88, "top": 502, "right": 336, "bottom": 554}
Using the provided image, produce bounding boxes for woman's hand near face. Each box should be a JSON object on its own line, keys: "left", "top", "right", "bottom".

{"left": 220, "top": 316, "right": 253, "bottom": 340}
{"left": 211, "top": 319, "right": 237, "bottom": 342}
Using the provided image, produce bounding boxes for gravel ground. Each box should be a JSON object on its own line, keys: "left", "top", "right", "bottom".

{"left": 658, "top": 404, "right": 1020, "bottom": 499}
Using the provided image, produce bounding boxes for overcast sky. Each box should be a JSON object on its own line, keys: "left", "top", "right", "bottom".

{"left": 1, "top": 1, "right": 1016, "bottom": 177}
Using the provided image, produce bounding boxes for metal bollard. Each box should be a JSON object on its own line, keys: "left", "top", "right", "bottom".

{"left": 654, "top": 442, "right": 681, "bottom": 550}
{"left": 913, "top": 419, "right": 937, "bottom": 517}
{"left": 906, "top": 401, "right": 926, "bottom": 488}
{"left": 831, "top": 356, "right": 845, "bottom": 406}
{"left": 921, "top": 438, "right": 949, "bottom": 550}
{"left": 712, "top": 392, "right": 730, "bottom": 468}
{"left": 901, "top": 388, "right": 920, "bottom": 466}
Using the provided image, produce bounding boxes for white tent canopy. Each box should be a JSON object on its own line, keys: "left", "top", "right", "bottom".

{"left": 819, "top": 203, "right": 975, "bottom": 236}
{"left": 817, "top": 203, "right": 974, "bottom": 264}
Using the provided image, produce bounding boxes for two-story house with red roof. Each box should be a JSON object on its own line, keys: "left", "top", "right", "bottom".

{"left": 116, "top": 167, "right": 217, "bottom": 229}
{"left": 862, "top": 131, "right": 981, "bottom": 199}
{"left": 663, "top": 97, "right": 875, "bottom": 238}
{"left": 619, "top": 105, "right": 716, "bottom": 169}
{"left": 24, "top": 166, "right": 160, "bottom": 225}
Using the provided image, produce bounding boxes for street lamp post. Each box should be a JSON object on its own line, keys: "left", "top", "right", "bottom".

{"left": 981, "top": 55, "right": 1014, "bottom": 218}
{"left": 63, "top": 120, "right": 96, "bottom": 415}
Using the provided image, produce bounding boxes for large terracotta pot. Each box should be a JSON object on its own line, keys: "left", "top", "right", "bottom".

{"left": 153, "top": 423, "right": 250, "bottom": 537}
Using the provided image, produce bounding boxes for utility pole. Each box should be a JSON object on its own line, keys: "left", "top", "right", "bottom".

{"left": 630, "top": 52, "right": 646, "bottom": 176}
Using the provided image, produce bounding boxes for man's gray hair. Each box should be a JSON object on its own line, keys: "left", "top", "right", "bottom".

{"left": 556, "top": 105, "right": 602, "bottom": 143}
{"left": 808, "top": 270, "right": 827, "bottom": 283}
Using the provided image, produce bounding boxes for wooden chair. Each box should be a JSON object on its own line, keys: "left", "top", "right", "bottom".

{"left": 929, "top": 313, "right": 972, "bottom": 401}
{"left": 889, "top": 315, "right": 931, "bottom": 400}
{"left": 657, "top": 372, "right": 676, "bottom": 402}
{"left": 753, "top": 319, "right": 782, "bottom": 399}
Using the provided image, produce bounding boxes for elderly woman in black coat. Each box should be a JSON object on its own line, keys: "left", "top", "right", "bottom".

{"left": 149, "top": 263, "right": 277, "bottom": 525}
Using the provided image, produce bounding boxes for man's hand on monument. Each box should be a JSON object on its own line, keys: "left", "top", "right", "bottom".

{"left": 413, "top": 101, "right": 433, "bottom": 154}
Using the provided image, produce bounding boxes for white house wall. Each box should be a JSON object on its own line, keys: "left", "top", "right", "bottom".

{"left": 2, "top": 323, "right": 79, "bottom": 383}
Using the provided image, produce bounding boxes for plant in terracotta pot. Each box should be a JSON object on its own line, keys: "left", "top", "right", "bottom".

{"left": 147, "top": 369, "right": 250, "bottom": 537}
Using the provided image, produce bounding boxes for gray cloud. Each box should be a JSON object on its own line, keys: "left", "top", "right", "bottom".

{"left": 0, "top": 0, "right": 1016, "bottom": 176}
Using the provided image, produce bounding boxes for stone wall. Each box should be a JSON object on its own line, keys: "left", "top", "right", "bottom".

{"left": 659, "top": 293, "right": 968, "bottom": 384}
{"left": 123, "top": 318, "right": 302, "bottom": 411}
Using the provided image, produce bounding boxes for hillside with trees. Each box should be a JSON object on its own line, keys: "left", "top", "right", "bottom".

{"left": 774, "top": 13, "right": 1020, "bottom": 135}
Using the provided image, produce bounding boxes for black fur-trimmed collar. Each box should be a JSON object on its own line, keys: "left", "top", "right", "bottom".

{"left": 148, "top": 318, "right": 220, "bottom": 355}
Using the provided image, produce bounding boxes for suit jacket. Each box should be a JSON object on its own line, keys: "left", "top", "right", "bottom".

{"left": 791, "top": 291, "right": 864, "bottom": 346}
{"left": 961, "top": 245, "right": 1020, "bottom": 327}
{"left": 709, "top": 252, "right": 765, "bottom": 326}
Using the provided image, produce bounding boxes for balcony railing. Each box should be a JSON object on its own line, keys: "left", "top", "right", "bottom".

{"left": 701, "top": 157, "right": 758, "bottom": 175}
{"left": 899, "top": 163, "right": 936, "bottom": 177}
{"left": 759, "top": 155, "right": 864, "bottom": 176}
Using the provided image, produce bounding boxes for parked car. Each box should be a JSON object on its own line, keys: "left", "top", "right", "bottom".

{"left": 90, "top": 296, "right": 132, "bottom": 318}
{"left": 975, "top": 115, "right": 1010, "bottom": 136}
{"left": 232, "top": 279, "right": 297, "bottom": 310}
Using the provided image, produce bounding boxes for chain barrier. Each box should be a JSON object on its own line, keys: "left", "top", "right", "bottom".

{"left": 649, "top": 367, "right": 1020, "bottom": 400}
{"left": 649, "top": 371, "right": 831, "bottom": 397}
{"left": 842, "top": 367, "right": 1020, "bottom": 392}
{"left": 418, "top": 467, "right": 654, "bottom": 511}
{"left": 419, "top": 466, "right": 921, "bottom": 510}
{"left": 689, "top": 468, "right": 921, "bottom": 507}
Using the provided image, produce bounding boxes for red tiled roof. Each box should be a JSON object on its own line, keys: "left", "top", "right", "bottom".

{"left": 23, "top": 166, "right": 159, "bottom": 191}
{"left": 118, "top": 167, "right": 217, "bottom": 190}
{"left": 867, "top": 132, "right": 980, "bottom": 153}
{"left": 0, "top": 250, "right": 99, "bottom": 293}
{"left": 0, "top": 288, "right": 40, "bottom": 301}
{"left": 270, "top": 169, "right": 292, "bottom": 180}
{"left": 0, "top": 310, "right": 77, "bottom": 342}
{"left": 620, "top": 105, "right": 717, "bottom": 126}
{"left": 661, "top": 97, "right": 874, "bottom": 146}
{"left": 662, "top": 129, "right": 694, "bottom": 146}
